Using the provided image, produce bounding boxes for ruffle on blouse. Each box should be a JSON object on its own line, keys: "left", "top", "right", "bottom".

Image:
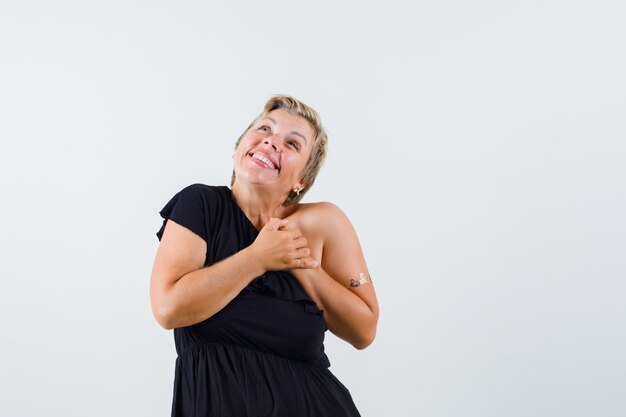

{"left": 244, "top": 271, "right": 324, "bottom": 316}
{"left": 155, "top": 183, "right": 209, "bottom": 244}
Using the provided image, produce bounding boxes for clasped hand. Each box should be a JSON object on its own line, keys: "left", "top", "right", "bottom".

{"left": 250, "top": 218, "right": 319, "bottom": 271}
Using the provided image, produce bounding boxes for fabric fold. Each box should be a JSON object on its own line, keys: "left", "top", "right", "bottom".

{"left": 244, "top": 271, "right": 324, "bottom": 316}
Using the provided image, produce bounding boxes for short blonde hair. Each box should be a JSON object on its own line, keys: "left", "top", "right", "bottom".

{"left": 231, "top": 95, "right": 328, "bottom": 205}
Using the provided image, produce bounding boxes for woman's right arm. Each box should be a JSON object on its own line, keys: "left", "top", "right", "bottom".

{"left": 150, "top": 218, "right": 316, "bottom": 329}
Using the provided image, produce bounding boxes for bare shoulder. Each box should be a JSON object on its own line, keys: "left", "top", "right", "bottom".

{"left": 289, "top": 202, "right": 359, "bottom": 254}
{"left": 291, "top": 201, "right": 354, "bottom": 235}
{"left": 293, "top": 201, "right": 369, "bottom": 289}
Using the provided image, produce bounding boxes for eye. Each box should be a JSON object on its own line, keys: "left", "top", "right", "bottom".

{"left": 287, "top": 140, "right": 301, "bottom": 150}
{"left": 258, "top": 126, "right": 271, "bottom": 133}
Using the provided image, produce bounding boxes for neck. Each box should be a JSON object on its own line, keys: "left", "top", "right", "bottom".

{"left": 231, "top": 182, "right": 295, "bottom": 230}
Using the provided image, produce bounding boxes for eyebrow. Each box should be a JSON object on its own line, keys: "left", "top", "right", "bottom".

{"left": 264, "top": 117, "right": 308, "bottom": 144}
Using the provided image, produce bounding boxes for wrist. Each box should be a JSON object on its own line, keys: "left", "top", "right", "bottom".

{"left": 241, "top": 246, "right": 266, "bottom": 276}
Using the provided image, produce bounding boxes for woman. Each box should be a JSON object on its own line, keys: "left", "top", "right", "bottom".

{"left": 151, "top": 95, "right": 379, "bottom": 416}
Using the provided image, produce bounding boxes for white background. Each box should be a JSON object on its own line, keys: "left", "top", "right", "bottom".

{"left": 1, "top": 1, "right": 625, "bottom": 416}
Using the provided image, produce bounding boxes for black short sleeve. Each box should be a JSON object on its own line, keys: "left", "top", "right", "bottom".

{"left": 156, "top": 184, "right": 209, "bottom": 243}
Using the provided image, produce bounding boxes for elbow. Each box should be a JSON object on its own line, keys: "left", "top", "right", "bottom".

{"left": 350, "top": 316, "right": 378, "bottom": 350}
{"left": 352, "top": 341, "right": 371, "bottom": 350}
{"left": 153, "top": 310, "right": 175, "bottom": 330}
{"left": 356, "top": 309, "right": 379, "bottom": 349}
{"left": 155, "top": 316, "right": 175, "bottom": 331}
{"left": 352, "top": 329, "right": 376, "bottom": 350}
{"left": 152, "top": 300, "right": 179, "bottom": 330}
{"left": 151, "top": 283, "right": 189, "bottom": 330}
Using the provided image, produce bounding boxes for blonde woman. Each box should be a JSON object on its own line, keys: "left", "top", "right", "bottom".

{"left": 151, "top": 95, "right": 379, "bottom": 416}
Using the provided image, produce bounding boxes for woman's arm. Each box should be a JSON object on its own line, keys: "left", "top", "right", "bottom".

{"left": 150, "top": 218, "right": 317, "bottom": 329}
{"left": 290, "top": 203, "right": 379, "bottom": 349}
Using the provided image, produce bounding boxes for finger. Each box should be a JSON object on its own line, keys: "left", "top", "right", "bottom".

{"left": 292, "top": 235, "right": 307, "bottom": 249}
{"left": 292, "top": 256, "right": 319, "bottom": 269}
{"left": 266, "top": 218, "right": 284, "bottom": 231}
{"left": 280, "top": 219, "right": 297, "bottom": 230}
{"left": 280, "top": 228, "right": 301, "bottom": 240}
{"left": 293, "top": 247, "right": 311, "bottom": 259}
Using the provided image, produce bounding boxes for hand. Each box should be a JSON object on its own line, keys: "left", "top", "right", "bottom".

{"left": 249, "top": 218, "right": 319, "bottom": 271}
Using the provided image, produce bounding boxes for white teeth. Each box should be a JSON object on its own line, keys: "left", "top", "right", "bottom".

{"left": 251, "top": 153, "right": 276, "bottom": 169}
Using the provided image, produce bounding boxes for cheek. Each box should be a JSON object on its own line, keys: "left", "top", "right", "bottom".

{"left": 233, "top": 142, "right": 251, "bottom": 166}
{"left": 286, "top": 155, "right": 308, "bottom": 175}
{"left": 236, "top": 136, "right": 255, "bottom": 155}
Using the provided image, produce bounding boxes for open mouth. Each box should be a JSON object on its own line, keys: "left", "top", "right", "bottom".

{"left": 249, "top": 151, "right": 279, "bottom": 170}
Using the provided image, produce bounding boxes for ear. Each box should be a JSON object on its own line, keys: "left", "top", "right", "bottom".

{"left": 293, "top": 179, "right": 305, "bottom": 192}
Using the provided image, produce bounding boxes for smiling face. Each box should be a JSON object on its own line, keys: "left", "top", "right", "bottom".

{"left": 233, "top": 108, "right": 315, "bottom": 197}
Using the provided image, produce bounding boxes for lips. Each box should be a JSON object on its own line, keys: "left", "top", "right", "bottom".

{"left": 248, "top": 150, "right": 279, "bottom": 170}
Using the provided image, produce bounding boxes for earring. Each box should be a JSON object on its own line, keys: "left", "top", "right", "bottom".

{"left": 294, "top": 187, "right": 301, "bottom": 196}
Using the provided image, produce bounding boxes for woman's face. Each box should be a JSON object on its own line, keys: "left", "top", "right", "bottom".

{"left": 233, "top": 108, "right": 314, "bottom": 194}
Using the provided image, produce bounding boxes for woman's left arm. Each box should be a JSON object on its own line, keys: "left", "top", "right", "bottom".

{"left": 290, "top": 203, "right": 379, "bottom": 350}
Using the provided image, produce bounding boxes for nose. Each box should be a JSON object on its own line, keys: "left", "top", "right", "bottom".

{"left": 263, "top": 136, "right": 282, "bottom": 152}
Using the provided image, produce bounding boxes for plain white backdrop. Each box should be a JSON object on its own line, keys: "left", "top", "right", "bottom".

{"left": 1, "top": 1, "right": 625, "bottom": 416}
